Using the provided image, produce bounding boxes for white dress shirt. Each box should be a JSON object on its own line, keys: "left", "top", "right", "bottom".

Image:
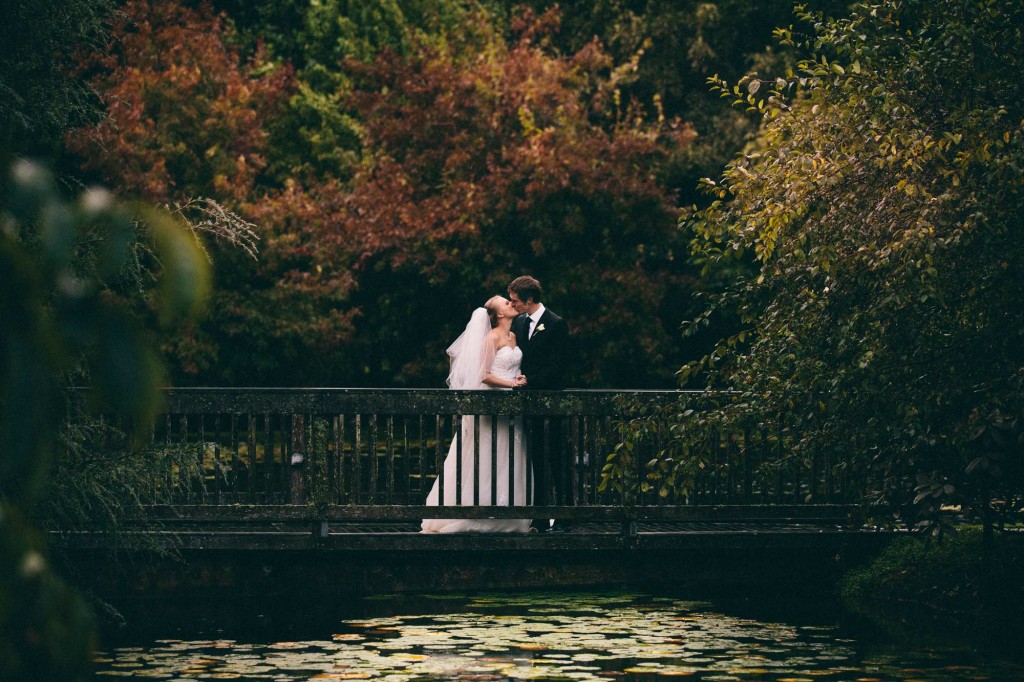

{"left": 527, "top": 304, "right": 545, "bottom": 339}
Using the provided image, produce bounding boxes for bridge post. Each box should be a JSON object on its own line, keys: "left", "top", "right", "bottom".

{"left": 290, "top": 414, "right": 306, "bottom": 504}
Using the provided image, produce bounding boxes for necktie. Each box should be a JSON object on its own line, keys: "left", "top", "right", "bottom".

{"left": 527, "top": 316, "right": 536, "bottom": 339}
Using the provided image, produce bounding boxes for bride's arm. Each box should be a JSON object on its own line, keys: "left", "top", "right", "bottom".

{"left": 482, "top": 372, "right": 517, "bottom": 388}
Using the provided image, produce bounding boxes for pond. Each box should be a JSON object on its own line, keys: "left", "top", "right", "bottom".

{"left": 93, "top": 591, "right": 1022, "bottom": 681}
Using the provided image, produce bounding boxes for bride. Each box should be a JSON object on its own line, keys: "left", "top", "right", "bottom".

{"left": 421, "top": 296, "right": 533, "bottom": 533}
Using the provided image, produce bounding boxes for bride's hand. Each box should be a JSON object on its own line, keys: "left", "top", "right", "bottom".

{"left": 514, "top": 375, "right": 527, "bottom": 387}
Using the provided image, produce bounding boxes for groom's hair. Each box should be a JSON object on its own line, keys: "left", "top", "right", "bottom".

{"left": 508, "top": 275, "right": 542, "bottom": 304}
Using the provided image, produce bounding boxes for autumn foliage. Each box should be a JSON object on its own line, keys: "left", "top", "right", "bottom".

{"left": 66, "top": 0, "right": 291, "bottom": 203}
{"left": 334, "top": 10, "right": 696, "bottom": 385}
{"left": 67, "top": 2, "right": 699, "bottom": 387}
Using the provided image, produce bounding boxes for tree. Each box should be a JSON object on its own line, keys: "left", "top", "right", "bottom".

{"left": 1, "top": 3, "right": 213, "bottom": 675}
{"left": 212, "top": 0, "right": 498, "bottom": 181}
{"left": 1, "top": 161, "right": 210, "bottom": 680}
{"left": 68, "top": 2, "right": 701, "bottom": 387}
{"left": 65, "top": 0, "right": 292, "bottom": 204}
{"left": 643, "top": 0, "right": 1024, "bottom": 532}
{"left": 499, "top": 0, "right": 853, "bottom": 205}
{"left": 64, "top": 0, "right": 362, "bottom": 385}
{"left": 336, "top": 8, "right": 697, "bottom": 386}
{"left": 0, "top": 0, "right": 116, "bottom": 162}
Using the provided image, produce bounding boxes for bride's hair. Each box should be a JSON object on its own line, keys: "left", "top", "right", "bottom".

{"left": 484, "top": 296, "right": 502, "bottom": 328}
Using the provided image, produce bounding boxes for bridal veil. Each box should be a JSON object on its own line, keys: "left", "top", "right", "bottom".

{"left": 446, "top": 307, "right": 495, "bottom": 390}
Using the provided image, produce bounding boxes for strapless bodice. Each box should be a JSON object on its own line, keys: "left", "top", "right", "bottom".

{"left": 488, "top": 345, "right": 522, "bottom": 386}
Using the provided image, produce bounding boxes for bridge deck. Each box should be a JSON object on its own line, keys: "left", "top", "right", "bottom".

{"left": 55, "top": 519, "right": 894, "bottom": 553}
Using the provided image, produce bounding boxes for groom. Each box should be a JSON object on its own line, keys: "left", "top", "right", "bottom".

{"left": 508, "top": 275, "right": 569, "bottom": 531}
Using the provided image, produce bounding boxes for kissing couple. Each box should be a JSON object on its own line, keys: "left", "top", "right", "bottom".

{"left": 421, "top": 275, "right": 569, "bottom": 533}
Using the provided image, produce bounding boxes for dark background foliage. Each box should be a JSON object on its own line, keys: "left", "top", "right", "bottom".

{"left": 652, "top": 0, "right": 1024, "bottom": 534}
{"left": 60, "top": 0, "right": 838, "bottom": 388}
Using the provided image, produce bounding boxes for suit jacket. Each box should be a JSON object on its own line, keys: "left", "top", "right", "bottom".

{"left": 513, "top": 308, "right": 569, "bottom": 390}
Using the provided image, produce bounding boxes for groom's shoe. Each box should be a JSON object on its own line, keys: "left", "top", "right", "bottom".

{"left": 550, "top": 521, "right": 574, "bottom": 533}
{"left": 529, "top": 520, "right": 551, "bottom": 533}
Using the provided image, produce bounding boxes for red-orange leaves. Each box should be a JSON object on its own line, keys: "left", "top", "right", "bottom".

{"left": 66, "top": 0, "right": 293, "bottom": 205}
{"left": 342, "top": 12, "right": 694, "bottom": 272}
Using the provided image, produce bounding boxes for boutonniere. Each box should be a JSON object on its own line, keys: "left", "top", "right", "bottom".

{"left": 535, "top": 323, "right": 545, "bottom": 333}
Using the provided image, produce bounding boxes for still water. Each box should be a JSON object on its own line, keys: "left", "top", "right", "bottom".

{"left": 93, "top": 591, "right": 1022, "bottom": 680}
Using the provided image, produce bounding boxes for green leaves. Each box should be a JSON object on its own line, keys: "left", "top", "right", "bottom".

{"left": 1, "top": 161, "right": 212, "bottom": 501}
{"left": 1, "top": 161, "right": 214, "bottom": 680}
{"left": 671, "top": 0, "right": 1024, "bottom": 530}
{"left": 0, "top": 0, "right": 116, "bottom": 155}
{"left": 140, "top": 205, "right": 212, "bottom": 326}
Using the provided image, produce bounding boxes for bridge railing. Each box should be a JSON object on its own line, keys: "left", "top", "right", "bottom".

{"left": 132, "top": 388, "right": 866, "bottom": 526}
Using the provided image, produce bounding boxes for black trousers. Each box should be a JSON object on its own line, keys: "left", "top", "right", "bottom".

{"left": 526, "top": 416, "right": 567, "bottom": 521}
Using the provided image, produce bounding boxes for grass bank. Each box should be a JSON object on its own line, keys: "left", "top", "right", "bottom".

{"left": 841, "top": 527, "right": 1023, "bottom": 633}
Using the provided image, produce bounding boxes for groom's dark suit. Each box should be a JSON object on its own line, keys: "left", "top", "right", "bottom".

{"left": 513, "top": 308, "right": 569, "bottom": 391}
{"left": 513, "top": 308, "right": 569, "bottom": 525}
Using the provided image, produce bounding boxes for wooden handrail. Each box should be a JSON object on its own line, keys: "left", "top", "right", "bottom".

{"left": 70, "top": 388, "right": 870, "bottom": 512}
{"left": 159, "top": 387, "right": 704, "bottom": 416}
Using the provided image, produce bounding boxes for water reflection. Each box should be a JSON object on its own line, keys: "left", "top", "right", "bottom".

{"left": 94, "top": 592, "right": 1023, "bottom": 680}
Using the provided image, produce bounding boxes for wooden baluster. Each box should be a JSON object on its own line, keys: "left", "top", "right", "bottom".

{"left": 352, "top": 415, "right": 362, "bottom": 505}
{"left": 742, "top": 426, "right": 752, "bottom": 503}
{"left": 791, "top": 422, "right": 802, "bottom": 503}
{"left": 247, "top": 414, "right": 256, "bottom": 501}
{"left": 263, "top": 413, "right": 272, "bottom": 502}
{"left": 418, "top": 416, "right": 427, "bottom": 497}
{"left": 810, "top": 440, "right": 820, "bottom": 503}
{"left": 775, "top": 431, "right": 785, "bottom": 503}
{"left": 571, "top": 416, "right": 580, "bottom": 507}
{"left": 600, "top": 416, "right": 610, "bottom": 506}
{"left": 587, "top": 416, "right": 598, "bottom": 505}
{"left": 522, "top": 416, "right": 531, "bottom": 506}
{"left": 712, "top": 429, "right": 722, "bottom": 504}
{"left": 727, "top": 431, "right": 736, "bottom": 503}
{"left": 839, "top": 438, "right": 849, "bottom": 504}
{"left": 455, "top": 414, "right": 463, "bottom": 505}
{"left": 544, "top": 418, "right": 553, "bottom": 506}
{"left": 229, "top": 409, "right": 238, "bottom": 499}
{"left": 490, "top": 414, "right": 498, "bottom": 506}
{"left": 198, "top": 414, "right": 206, "bottom": 504}
{"left": 333, "top": 414, "right": 344, "bottom": 505}
{"left": 507, "top": 416, "right": 515, "bottom": 506}
{"left": 472, "top": 415, "right": 480, "bottom": 506}
{"left": 579, "top": 416, "right": 589, "bottom": 505}
{"left": 179, "top": 415, "right": 189, "bottom": 501}
{"left": 326, "top": 415, "right": 336, "bottom": 504}
{"left": 656, "top": 417, "right": 666, "bottom": 506}
{"left": 365, "top": 414, "right": 375, "bottom": 503}
{"left": 762, "top": 420, "right": 771, "bottom": 502}
{"left": 163, "top": 413, "right": 172, "bottom": 501}
{"left": 289, "top": 414, "right": 305, "bottom": 504}
{"left": 824, "top": 444, "right": 834, "bottom": 503}
{"left": 435, "top": 414, "right": 444, "bottom": 506}
{"left": 281, "top": 414, "right": 291, "bottom": 501}
{"left": 342, "top": 411, "right": 350, "bottom": 501}
{"left": 720, "top": 430, "right": 730, "bottom": 503}
{"left": 401, "top": 417, "right": 409, "bottom": 502}
{"left": 638, "top": 420, "right": 649, "bottom": 507}
{"left": 386, "top": 414, "right": 395, "bottom": 505}
{"left": 588, "top": 416, "right": 598, "bottom": 505}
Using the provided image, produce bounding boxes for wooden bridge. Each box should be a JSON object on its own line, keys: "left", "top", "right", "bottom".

{"left": 59, "top": 388, "right": 894, "bottom": 596}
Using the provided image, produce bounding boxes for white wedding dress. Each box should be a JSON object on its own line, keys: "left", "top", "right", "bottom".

{"left": 421, "top": 345, "right": 532, "bottom": 533}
